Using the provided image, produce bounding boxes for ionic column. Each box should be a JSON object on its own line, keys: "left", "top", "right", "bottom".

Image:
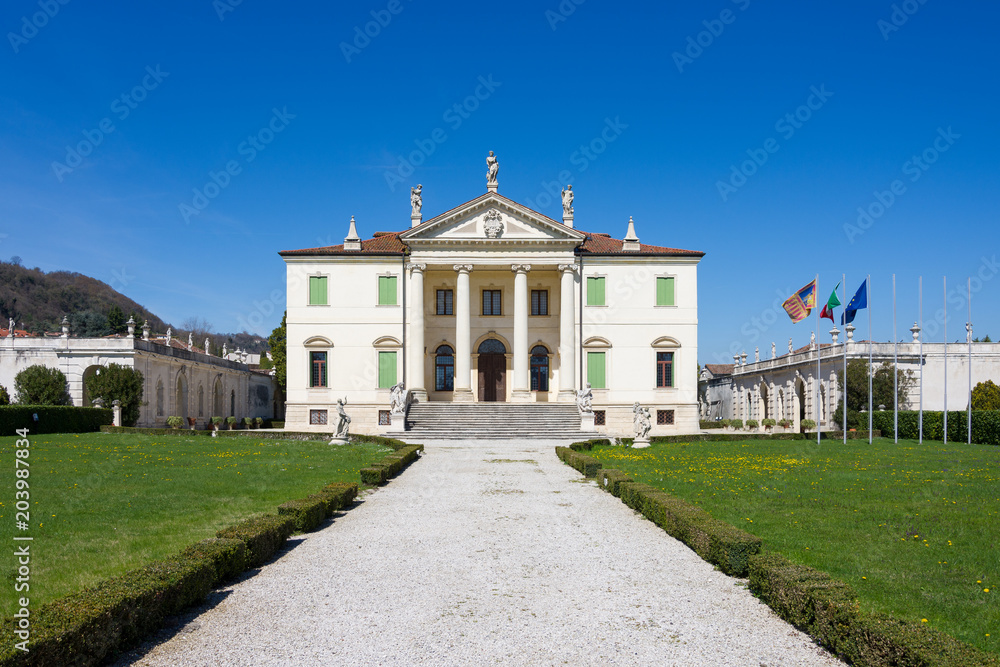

{"left": 511, "top": 264, "right": 532, "bottom": 402}
{"left": 407, "top": 264, "right": 427, "bottom": 402}
{"left": 558, "top": 264, "right": 577, "bottom": 401}
{"left": 453, "top": 264, "right": 474, "bottom": 402}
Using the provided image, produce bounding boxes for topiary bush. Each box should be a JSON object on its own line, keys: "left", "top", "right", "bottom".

{"left": 746, "top": 419, "right": 759, "bottom": 430}
{"left": 166, "top": 416, "right": 183, "bottom": 429}
{"left": 13, "top": 365, "right": 70, "bottom": 405}
{"left": 762, "top": 418, "right": 776, "bottom": 429}
{"left": 801, "top": 419, "right": 816, "bottom": 431}
{"left": 216, "top": 514, "right": 295, "bottom": 567}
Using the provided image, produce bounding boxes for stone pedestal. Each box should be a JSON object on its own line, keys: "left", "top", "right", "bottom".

{"left": 580, "top": 411, "right": 595, "bottom": 431}
{"left": 112, "top": 401, "right": 122, "bottom": 427}
{"left": 632, "top": 438, "right": 651, "bottom": 449}
{"left": 387, "top": 413, "right": 407, "bottom": 433}
{"left": 328, "top": 436, "right": 349, "bottom": 446}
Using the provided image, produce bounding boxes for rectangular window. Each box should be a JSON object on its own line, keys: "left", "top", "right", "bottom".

{"left": 531, "top": 290, "right": 548, "bottom": 316}
{"left": 656, "top": 277, "right": 675, "bottom": 306}
{"left": 657, "top": 409, "right": 675, "bottom": 425}
{"left": 378, "top": 276, "right": 398, "bottom": 305}
{"left": 378, "top": 351, "right": 397, "bottom": 388}
{"left": 594, "top": 410, "right": 606, "bottom": 426}
{"left": 587, "top": 351, "right": 606, "bottom": 389}
{"left": 309, "top": 409, "right": 328, "bottom": 425}
{"left": 656, "top": 352, "right": 674, "bottom": 388}
{"left": 436, "top": 289, "right": 454, "bottom": 315}
{"left": 310, "top": 351, "right": 327, "bottom": 387}
{"left": 309, "top": 276, "right": 328, "bottom": 305}
{"left": 378, "top": 410, "right": 391, "bottom": 426}
{"left": 482, "top": 289, "right": 502, "bottom": 316}
{"left": 586, "top": 277, "right": 605, "bottom": 306}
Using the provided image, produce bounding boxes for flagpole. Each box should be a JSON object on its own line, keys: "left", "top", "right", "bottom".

{"left": 968, "top": 277, "right": 972, "bottom": 445}
{"left": 919, "top": 276, "right": 923, "bottom": 444}
{"left": 816, "top": 273, "right": 821, "bottom": 447}
{"left": 944, "top": 276, "right": 948, "bottom": 445}
{"left": 843, "top": 273, "right": 847, "bottom": 445}
{"left": 868, "top": 275, "right": 873, "bottom": 445}
{"left": 893, "top": 274, "right": 898, "bottom": 443}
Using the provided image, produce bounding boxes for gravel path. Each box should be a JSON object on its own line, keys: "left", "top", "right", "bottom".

{"left": 118, "top": 440, "right": 843, "bottom": 666}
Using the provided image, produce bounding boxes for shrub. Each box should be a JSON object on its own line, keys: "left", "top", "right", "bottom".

{"left": 971, "top": 379, "right": 1000, "bottom": 411}
{"left": 718, "top": 419, "right": 730, "bottom": 429}
{"left": 762, "top": 418, "right": 776, "bottom": 428}
{"left": 83, "top": 363, "right": 144, "bottom": 426}
{"left": 699, "top": 420, "right": 724, "bottom": 429}
{"left": 216, "top": 514, "right": 295, "bottom": 567}
{"left": 746, "top": 419, "right": 759, "bottom": 430}
{"left": 0, "top": 406, "right": 112, "bottom": 436}
{"left": 277, "top": 497, "right": 327, "bottom": 532}
{"left": 226, "top": 416, "right": 237, "bottom": 426}
{"left": 596, "top": 469, "right": 634, "bottom": 497}
{"left": 801, "top": 419, "right": 816, "bottom": 431}
{"left": 0, "top": 384, "right": 9, "bottom": 406}
{"left": 778, "top": 419, "right": 792, "bottom": 429}
{"left": 211, "top": 416, "right": 223, "bottom": 426}
{"left": 13, "top": 365, "right": 70, "bottom": 405}
{"left": 166, "top": 416, "right": 183, "bottom": 429}
{"left": 254, "top": 417, "right": 263, "bottom": 427}
{"left": 729, "top": 419, "right": 743, "bottom": 430}
{"left": 555, "top": 447, "right": 601, "bottom": 478}
{"left": 179, "top": 538, "right": 248, "bottom": 583}
{"left": 243, "top": 417, "right": 253, "bottom": 428}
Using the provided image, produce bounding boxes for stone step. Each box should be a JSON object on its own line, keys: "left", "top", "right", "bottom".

{"left": 397, "top": 402, "right": 594, "bottom": 440}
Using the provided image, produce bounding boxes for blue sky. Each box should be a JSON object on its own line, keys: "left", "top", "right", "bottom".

{"left": 2, "top": 0, "right": 997, "bottom": 363}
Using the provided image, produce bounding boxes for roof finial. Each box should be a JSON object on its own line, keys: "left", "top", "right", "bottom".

{"left": 344, "top": 215, "right": 361, "bottom": 251}
{"left": 622, "top": 216, "right": 640, "bottom": 252}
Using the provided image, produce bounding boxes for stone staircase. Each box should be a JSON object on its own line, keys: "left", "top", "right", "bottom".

{"left": 399, "top": 402, "right": 600, "bottom": 440}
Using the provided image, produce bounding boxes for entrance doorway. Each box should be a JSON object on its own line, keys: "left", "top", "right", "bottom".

{"left": 477, "top": 339, "right": 506, "bottom": 402}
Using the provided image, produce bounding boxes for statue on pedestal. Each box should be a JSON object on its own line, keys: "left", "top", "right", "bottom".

{"left": 335, "top": 398, "right": 351, "bottom": 438}
{"left": 389, "top": 382, "right": 408, "bottom": 415}
{"left": 576, "top": 383, "right": 593, "bottom": 413}
{"left": 771, "top": 342, "right": 776, "bottom": 359}
{"left": 633, "top": 402, "right": 651, "bottom": 442}
{"left": 486, "top": 151, "right": 499, "bottom": 189}
{"left": 754, "top": 347, "right": 760, "bottom": 363}
{"left": 561, "top": 184, "right": 574, "bottom": 216}
{"left": 788, "top": 337, "right": 794, "bottom": 353}
{"left": 410, "top": 184, "right": 422, "bottom": 217}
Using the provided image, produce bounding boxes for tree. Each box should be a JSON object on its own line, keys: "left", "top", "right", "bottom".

{"left": 834, "top": 358, "right": 913, "bottom": 429}
{"left": 0, "top": 384, "right": 10, "bottom": 405}
{"left": 14, "top": 365, "right": 71, "bottom": 405}
{"left": 107, "top": 305, "right": 126, "bottom": 335}
{"left": 268, "top": 311, "right": 286, "bottom": 391}
{"left": 972, "top": 380, "right": 1000, "bottom": 411}
{"left": 85, "top": 364, "right": 145, "bottom": 426}
{"left": 69, "top": 310, "right": 110, "bottom": 337}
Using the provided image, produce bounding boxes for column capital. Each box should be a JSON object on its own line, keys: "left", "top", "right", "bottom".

{"left": 407, "top": 263, "right": 427, "bottom": 274}
{"left": 511, "top": 264, "right": 532, "bottom": 273}
{"left": 453, "top": 264, "right": 474, "bottom": 273}
{"left": 557, "top": 263, "right": 578, "bottom": 274}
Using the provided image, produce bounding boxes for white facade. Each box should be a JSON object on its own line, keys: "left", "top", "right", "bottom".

{"left": 281, "top": 188, "right": 704, "bottom": 436}
{"left": 0, "top": 334, "right": 276, "bottom": 427}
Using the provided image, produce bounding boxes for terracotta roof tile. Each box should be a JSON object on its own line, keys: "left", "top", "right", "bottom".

{"left": 704, "top": 364, "right": 735, "bottom": 375}
{"left": 279, "top": 232, "right": 406, "bottom": 257}
{"left": 577, "top": 231, "right": 704, "bottom": 257}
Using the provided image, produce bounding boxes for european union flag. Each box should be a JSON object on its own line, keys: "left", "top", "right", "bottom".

{"left": 841, "top": 279, "right": 868, "bottom": 325}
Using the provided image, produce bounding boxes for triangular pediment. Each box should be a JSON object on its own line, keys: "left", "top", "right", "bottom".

{"left": 400, "top": 193, "right": 585, "bottom": 245}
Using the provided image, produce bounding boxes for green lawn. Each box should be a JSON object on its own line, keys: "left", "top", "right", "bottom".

{"left": 586, "top": 438, "right": 999, "bottom": 655}
{"left": 0, "top": 432, "right": 391, "bottom": 613}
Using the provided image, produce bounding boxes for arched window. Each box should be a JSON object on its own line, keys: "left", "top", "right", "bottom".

{"left": 213, "top": 378, "right": 223, "bottom": 417}
{"left": 155, "top": 379, "right": 164, "bottom": 416}
{"left": 435, "top": 345, "right": 454, "bottom": 391}
{"left": 530, "top": 345, "right": 549, "bottom": 391}
{"left": 477, "top": 338, "right": 506, "bottom": 354}
{"left": 230, "top": 390, "right": 236, "bottom": 417}
{"left": 197, "top": 385, "right": 205, "bottom": 417}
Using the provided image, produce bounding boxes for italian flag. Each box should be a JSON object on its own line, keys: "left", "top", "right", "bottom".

{"left": 820, "top": 284, "right": 841, "bottom": 323}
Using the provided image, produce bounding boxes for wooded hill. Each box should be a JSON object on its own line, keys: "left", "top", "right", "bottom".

{"left": 0, "top": 261, "right": 267, "bottom": 353}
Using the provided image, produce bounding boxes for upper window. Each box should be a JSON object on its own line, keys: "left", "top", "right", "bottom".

{"left": 531, "top": 290, "right": 548, "bottom": 316}
{"left": 435, "top": 345, "right": 454, "bottom": 391}
{"left": 587, "top": 351, "right": 606, "bottom": 389}
{"left": 656, "top": 277, "right": 675, "bottom": 307}
{"left": 378, "top": 276, "right": 398, "bottom": 305}
{"left": 310, "top": 351, "right": 328, "bottom": 387}
{"left": 656, "top": 351, "right": 674, "bottom": 388}
{"left": 309, "top": 276, "right": 328, "bottom": 305}
{"left": 436, "top": 289, "right": 454, "bottom": 315}
{"left": 586, "top": 277, "right": 605, "bottom": 306}
{"left": 378, "top": 351, "right": 397, "bottom": 388}
{"left": 482, "top": 289, "right": 502, "bottom": 316}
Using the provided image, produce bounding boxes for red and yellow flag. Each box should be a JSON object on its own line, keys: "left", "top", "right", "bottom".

{"left": 782, "top": 279, "right": 817, "bottom": 323}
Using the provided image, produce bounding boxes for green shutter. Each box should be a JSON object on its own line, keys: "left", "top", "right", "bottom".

{"left": 587, "top": 351, "right": 606, "bottom": 389}
{"left": 656, "top": 277, "right": 675, "bottom": 306}
{"left": 587, "top": 277, "right": 605, "bottom": 306}
{"left": 378, "top": 351, "right": 397, "bottom": 388}
{"left": 309, "top": 276, "right": 327, "bottom": 305}
{"left": 379, "top": 276, "right": 397, "bottom": 305}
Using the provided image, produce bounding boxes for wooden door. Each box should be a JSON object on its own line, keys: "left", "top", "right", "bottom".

{"left": 478, "top": 354, "right": 506, "bottom": 402}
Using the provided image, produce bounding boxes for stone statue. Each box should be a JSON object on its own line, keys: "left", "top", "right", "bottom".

{"left": 754, "top": 347, "right": 759, "bottom": 363}
{"left": 576, "top": 383, "right": 593, "bottom": 413}
{"left": 967, "top": 322, "right": 973, "bottom": 343}
{"left": 8, "top": 318, "right": 15, "bottom": 335}
{"left": 188, "top": 333, "right": 194, "bottom": 349}
{"left": 335, "top": 398, "right": 351, "bottom": 438}
{"left": 788, "top": 337, "right": 794, "bottom": 353}
{"left": 486, "top": 151, "right": 499, "bottom": 188}
{"left": 166, "top": 327, "right": 172, "bottom": 343}
{"left": 204, "top": 338, "right": 211, "bottom": 354}
{"left": 410, "top": 184, "right": 422, "bottom": 216}
{"left": 389, "top": 381, "right": 407, "bottom": 415}
{"left": 561, "top": 184, "right": 574, "bottom": 216}
{"left": 810, "top": 331, "right": 816, "bottom": 347}
{"left": 222, "top": 343, "right": 228, "bottom": 357}
{"left": 633, "top": 402, "right": 651, "bottom": 441}
{"left": 771, "top": 342, "right": 776, "bottom": 359}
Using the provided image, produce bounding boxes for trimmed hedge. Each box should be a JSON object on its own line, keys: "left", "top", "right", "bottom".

{"left": 596, "top": 468, "right": 634, "bottom": 497}
{"left": 277, "top": 497, "right": 328, "bottom": 532}
{"left": 871, "top": 410, "right": 1000, "bottom": 446}
{"left": 216, "top": 514, "right": 296, "bottom": 567}
{"left": 360, "top": 444, "right": 423, "bottom": 486}
{"left": 616, "top": 481, "right": 761, "bottom": 576}
{"left": 749, "top": 553, "right": 999, "bottom": 666}
{"left": 700, "top": 420, "right": 726, "bottom": 429}
{"left": 0, "top": 405, "right": 112, "bottom": 436}
{"left": 555, "top": 446, "right": 601, "bottom": 478}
